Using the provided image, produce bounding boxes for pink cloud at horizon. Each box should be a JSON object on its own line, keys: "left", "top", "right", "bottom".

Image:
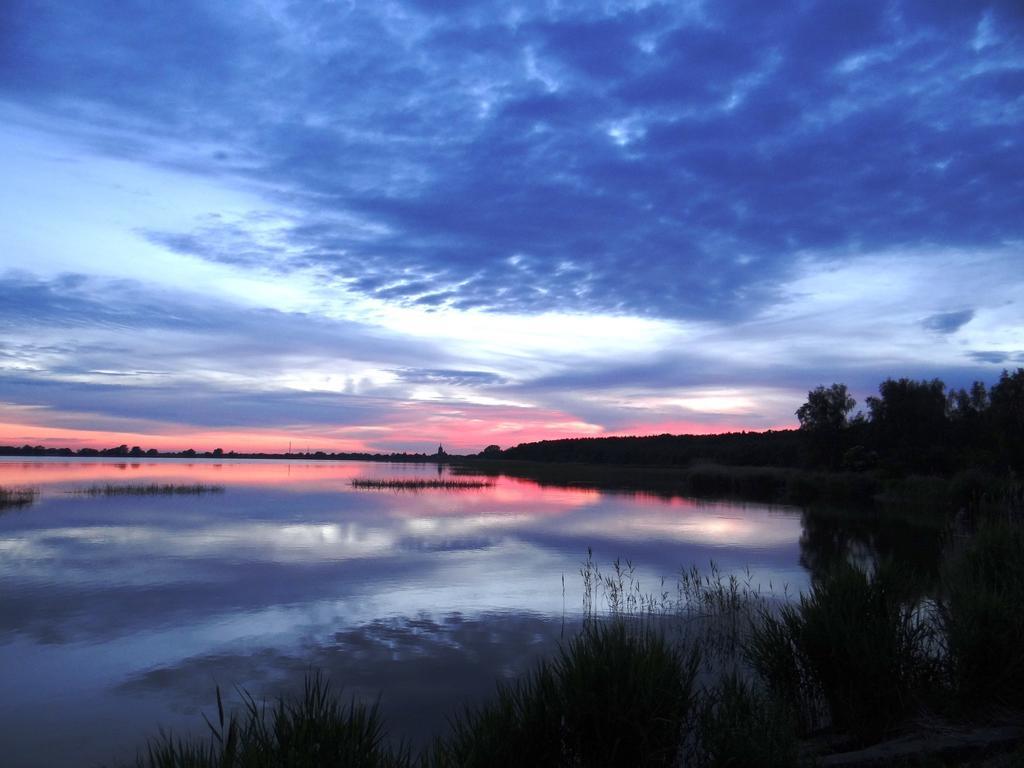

{"left": 602, "top": 418, "right": 798, "bottom": 440}
{"left": 0, "top": 414, "right": 797, "bottom": 456}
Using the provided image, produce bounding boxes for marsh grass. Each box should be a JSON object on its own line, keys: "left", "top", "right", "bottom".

{"left": 693, "top": 672, "right": 799, "bottom": 768}
{"left": 117, "top": 529, "right": 1024, "bottom": 766}
{"left": 0, "top": 486, "right": 38, "bottom": 509}
{"left": 350, "top": 479, "right": 494, "bottom": 491}
{"left": 134, "top": 674, "right": 409, "bottom": 768}
{"left": 940, "top": 519, "right": 1024, "bottom": 710}
{"left": 427, "top": 620, "right": 700, "bottom": 768}
{"left": 72, "top": 484, "right": 226, "bottom": 496}
{"left": 579, "top": 549, "right": 782, "bottom": 672}
{"left": 747, "top": 562, "right": 940, "bottom": 745}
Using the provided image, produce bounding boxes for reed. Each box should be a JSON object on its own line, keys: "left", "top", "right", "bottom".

{"left": 746, "top": 561, "right": 940, "bottom": 744}
{"left": 940, "top": 519, "right": 1024, "bottom": 710}
{"left": 427, "top": 620, "right": 699, "bottom": 768}
{"left": 0, "top": 486, "right": 38, "bottom": 509}
{"left": 350, "top": 479, "right": 493, "bottom": 491}
{"left": 693, "top": 672, "right": 799, "bottom": 768}
{"left": 71, "top": 484, "right": 225, "bottom": 496}
{"left": 113, "top": 528, "right": 1024, "bottom": 766}
{"left": 131, "top": 674, "right": 409, "bottom": 768}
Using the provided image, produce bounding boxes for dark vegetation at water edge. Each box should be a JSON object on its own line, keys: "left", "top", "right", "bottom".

{"left": 452, "top": 459, "right": 1024, "bottom": 525}
{"left": 459, "top": 370, "right": 1024, "bottom": 519}
{"left": 0, "top": 485, "right": 37, "bottom": 509}
{"left": 455, "top": 460, "right": 888, "bottom": 507}
{"left": 70, "top": 483, "right": 226, "bottom": 496}
{"left": 479, "top": 369, "right": 1024, "bottom": 478}
{"left": 351, "top": 479, "right": 494, "bottom": 490}
{"left": 117, "top": 516, "right": 1024, "bottom": 767}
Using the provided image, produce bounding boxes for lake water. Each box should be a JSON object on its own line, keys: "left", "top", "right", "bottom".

{"left": 0, "top": 457, "right": 821, "bottom": 766}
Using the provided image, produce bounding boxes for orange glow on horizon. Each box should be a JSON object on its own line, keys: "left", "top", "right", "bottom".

{"left": 0, "top": 420, "right": 371, "bottom": 454}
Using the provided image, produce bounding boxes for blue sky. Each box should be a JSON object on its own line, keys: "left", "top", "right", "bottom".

{"left": 1, "top": 0, "right": 1022, "bottom": 452}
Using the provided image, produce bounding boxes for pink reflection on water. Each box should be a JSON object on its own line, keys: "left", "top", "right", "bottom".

{"left": 390, "top": 476, "right": 601, "bottom": 514}
{"left": 0, "top": 459, "right": 801, "bottom": 550}
{"left": 0, "top": 459, "right": 365, "bottom": 493}
{"left": 0, "top": 459, "right": 601, "bottom": 509}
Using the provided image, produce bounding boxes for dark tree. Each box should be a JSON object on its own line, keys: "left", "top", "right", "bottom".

{"left": 796, "top": 384, "right": 856, "bottom": 468}
{"left": 797, "top": 384, "right": 856, "bottom": 432}
{"left": 947, "top": 381, "right": 990, "bottom": 466}
{"left": 867, "top": 378, "right": 949, "bottom": 474}
{"left": 990, "top": 368, "right": 1024, "bottom": 472}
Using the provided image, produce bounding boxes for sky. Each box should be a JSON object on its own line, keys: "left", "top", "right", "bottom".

{"left": 1, "top": 0, "right": 1022, "bottom": 454}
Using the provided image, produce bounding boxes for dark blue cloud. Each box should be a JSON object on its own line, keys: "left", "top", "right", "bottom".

{"left": 394, "top": 369, "right": 506, "bottom": 387}
{"left": 967, "top": 350, "right": 1022, "bottom": 365}
{"left": 2, "top": 0, "right": 1021, "bottom": 323}
{"left": 0, "top": 375, "right": 406, "bottom": 430}
{"left": 0, "top": 272, "right": 451, "bottom": 371}
{"left": 923, "top": 309, "right": 975, "bottom": 334}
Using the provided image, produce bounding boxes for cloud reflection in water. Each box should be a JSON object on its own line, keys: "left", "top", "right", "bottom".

{"left": 0, "top": 459, "right": 807, "bottom": 767}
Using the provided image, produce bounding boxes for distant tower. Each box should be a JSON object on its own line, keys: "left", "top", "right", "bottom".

{"left": 436, "top": 443, "right": 447, "bottom": 457}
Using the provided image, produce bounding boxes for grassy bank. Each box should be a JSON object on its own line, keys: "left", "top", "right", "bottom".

{"left": 454, "top": 458, "right": 1016, "bottom": 520}
{"left": 453, "top": 457, "right": 879, "bottom": 503}
{"left": 118, "top": 517, "right": 1024, "bottom": 767}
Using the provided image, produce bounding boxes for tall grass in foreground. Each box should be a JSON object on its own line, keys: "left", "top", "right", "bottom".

{"left": 746, "top": 562, "right": 939, "bottom": 744}
{"left": 940, "top": 519, "right": 1024, "bottom": 710}
{"left": 0, "top": 486, "right": 38, "bottom": 509}
{"left": 128, "top": 624, "right": 700, "bottom": 768}
{"left": 72, "top": 484, "right": 226, "bottom": 496}
{"left": 136, "top": 674, "right": 409, "bottom": 768}
{"left": 119, "top": 516, "right": 1024, "bottom": 767}
{"left": 351, "top": 479, "right": 494, "bottom": 490}
{"left": 693, "top": 673, "right": 798, "bottom": 768}
{"left": 427, "top": 621, "right": 699, "bottom": 768}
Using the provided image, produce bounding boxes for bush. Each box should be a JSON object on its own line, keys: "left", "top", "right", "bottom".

{"left": 430, "top": 620, "right": 700, "bottom": 767}
{"left": 694, "top": 673, "right": 799, "bottom": 768}
{"left": 134, "top": 674, "right": 409, "bottom": 768}
{"left": 947, "top": 468, "right": 997, "bottom": 513}
{"left": 747, "top": 563, "right": 936, "bottom": 745}
{"left": 940, "top": 520, "right": 1024, "bottom": 709}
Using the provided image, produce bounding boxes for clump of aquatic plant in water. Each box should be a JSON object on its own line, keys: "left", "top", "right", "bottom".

{"left": 351, "top": 479, "right": 494, "bottom": 491}
{"left": 0, "top": 486, "right": 38, "bottom": 510}
{"left": 72, "top": 484, "right": 226, "bottom": 496}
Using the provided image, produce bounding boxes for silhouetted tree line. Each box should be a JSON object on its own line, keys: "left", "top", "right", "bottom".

{"left": 0, "top": 443, "right": 446, "bottom": 463}
{"left": 484, "top": 369, "right": 1024, "bottom": 477}
{"left": 488, "top": 430, "right": 805, "bottom": 469}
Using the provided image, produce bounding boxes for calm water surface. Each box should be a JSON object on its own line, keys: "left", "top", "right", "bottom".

{"left": 0, "top": 458, "right": 812, "bottom": 767}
